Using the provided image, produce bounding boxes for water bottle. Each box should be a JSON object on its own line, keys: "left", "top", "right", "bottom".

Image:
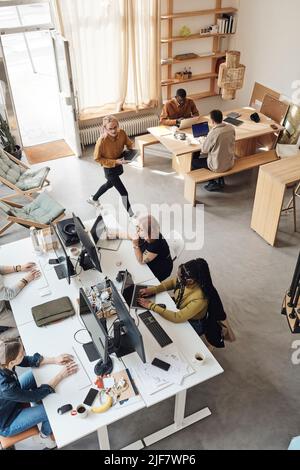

{"left": 30, "top": 227, "right": 42, "bottom": 254}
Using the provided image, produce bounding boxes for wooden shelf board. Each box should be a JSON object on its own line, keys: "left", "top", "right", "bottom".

{"left": 162, "top": 51, "right": 226, "bottom": 65}
{"left": 161, "top": 33, "right": 234, "bottom": 44}
{"left": 162, "top": 73, "right": 218, "bottom": 87}
{"left": 188, "top": 91, "right": 221, "bottom": 101}
{"left": 161, "top": 8, "right": 237, "bottom": 20}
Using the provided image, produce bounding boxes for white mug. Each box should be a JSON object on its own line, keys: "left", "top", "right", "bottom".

{"left": 193, "top": 352, "right": 206, "bottom": 366}
{"left": 76, "top": 404, "right": 88, "bottom": 419}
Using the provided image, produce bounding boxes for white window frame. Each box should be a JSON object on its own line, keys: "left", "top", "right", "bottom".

{"left": 0, "top": 0, "right": 55, "bottom": 34}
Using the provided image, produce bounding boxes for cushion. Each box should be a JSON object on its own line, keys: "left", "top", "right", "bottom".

{"left": 16, "top": 167, "right": 50, "bottom": 191}
{"left": 0, "top": 148, "right": 24, "bottom": 185}
{"left": 0, "top": 193, "right": 65, "bottom": 225}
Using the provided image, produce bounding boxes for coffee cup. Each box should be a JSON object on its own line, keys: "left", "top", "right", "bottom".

{"left": 76, "top": 404, "right": 88, "bottom": 419}
{"left": 70, "top": 247, "right": 80, "bottom": 257}
{"left": 193, "top": 352, "right": 206, "bottom": 365}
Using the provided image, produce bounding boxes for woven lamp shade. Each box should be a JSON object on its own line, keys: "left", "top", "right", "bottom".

{"left": 218, "top": 51, "right": 246, "bottom": 100}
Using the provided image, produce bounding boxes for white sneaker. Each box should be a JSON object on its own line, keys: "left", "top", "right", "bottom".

{"left": 39, "top": 433, "right": 57, "bottom": 450}
{"left": 87, "top": 196, "right": 101, "bottom": 208}
{"left": 33, "top": 432, "right": 57, "bottom": 450}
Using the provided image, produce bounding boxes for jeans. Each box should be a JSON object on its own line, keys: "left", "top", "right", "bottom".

{"left": 191, "top": 155, "right": 209, "bottom": 171}
{"left": 189, "top": 318, "right": 207, "bottom": 337}
{"left": 93, "top": 173, "right": 133, "bottom": 216}
{"left": 1, "top": 371, "right": 52, "bottom": 438}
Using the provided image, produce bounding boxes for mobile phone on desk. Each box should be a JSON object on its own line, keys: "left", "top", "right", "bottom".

{"left": 83, "top": 388, "right": 98, "bottom": 407}
{"left": 152, "top": 358, "right": 171, "bottom": 372}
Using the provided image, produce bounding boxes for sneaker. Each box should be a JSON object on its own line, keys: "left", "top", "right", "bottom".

{"left": 87, "top": 196, "right": 101, "bottom": 208}
{"left": 33, "top": 433, "right": 57, "bottom": 450}
{"left": 129, "top": 213, "right": 139, "bottom": 226}
{"left": 204, "top": 181, "right": 223, "bottom": 192}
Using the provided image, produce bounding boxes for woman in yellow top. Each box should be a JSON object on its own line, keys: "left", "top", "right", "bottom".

{"left": 138, "top": 258, "right": 212, "bottom": 335}
{"left": 88, "top": 115, "right": 135, "bottom": 216}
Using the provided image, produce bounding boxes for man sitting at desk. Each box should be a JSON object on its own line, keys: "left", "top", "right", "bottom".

{"left": 160, "top": 89, "right": 199, "bottom": 127}
{"left": 192, "top": 109, "right": 236, "bottom": 192}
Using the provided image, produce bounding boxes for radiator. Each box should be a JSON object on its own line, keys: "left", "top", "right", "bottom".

{"left": 79, "top": 112, "right": 160, "bottom": 146}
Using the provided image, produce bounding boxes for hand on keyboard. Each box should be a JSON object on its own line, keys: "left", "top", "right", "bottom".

{"left": 137, "top": 298, "right": 152, "bottom": 309}
{"left": 139, "top": 288, "right": 153, "bottom": 298}
{"left": 21, "top": 262, "right": 37, "bottom": 272}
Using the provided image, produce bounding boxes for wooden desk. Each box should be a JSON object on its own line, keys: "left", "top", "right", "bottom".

{"left": 148, "top": 107, "right": 283, "bottom": 175}
{"left": 251, "top": 157, "right": 300, "bottom": 246}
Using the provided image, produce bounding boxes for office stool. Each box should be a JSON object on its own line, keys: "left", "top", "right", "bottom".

{"left": 282, "top": 182, "right": 300, "bottom": 232}
{"left": 0, "top": 426, "right": 39, "bottom": 450}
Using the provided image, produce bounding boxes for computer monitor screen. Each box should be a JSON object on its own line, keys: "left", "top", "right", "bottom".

{"left": 192, "top": 122, "right": 209, "bottom": 138}
{"left": 73, "top": 213, "right": 102, "bottom": 272}
{"left": 121, "top": 270, "right": 135, "bottom": 307}
{"left": 79, "top": 289, "right": 108, "bottom": 365}
{"left": 110, "top": 281, "right": 146, "bottom": 363}
{"left": 90, "top": 215, "right": 106, "bottom": 245}
{"left": 50, "top": 224, "right": 75, "bottom": 284}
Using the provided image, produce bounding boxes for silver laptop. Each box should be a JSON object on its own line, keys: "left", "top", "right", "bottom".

{"left": 179, "top": 116, "right": 201, "bottom": 130}
{"left": 90, "top": 215, "right": 122, "bottom": 252}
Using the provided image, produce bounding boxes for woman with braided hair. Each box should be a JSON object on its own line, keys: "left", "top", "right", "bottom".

{"left": 139, "top": 258, "right": 230, "bottom": 347}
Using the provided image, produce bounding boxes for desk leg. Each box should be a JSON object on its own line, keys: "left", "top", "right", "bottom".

{"left": 143, "top": 391, "right": 211, "bottom": 447}
{"left": 97, "top": 426, "right": 110, "bottom": 450}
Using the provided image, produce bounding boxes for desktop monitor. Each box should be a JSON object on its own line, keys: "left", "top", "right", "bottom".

{"left": 79, "top": 288, "right": 113, "bottom": 375}
{"left": 110, "top": 281, "right": 146, "bottom": 363}
{"left": 73, "top": 213, "right": 102, "bottom": 272}
{"left": 90, "top": 215, "right": 106, "bottom": 245}
{"left": 50, "top": 224, "right": 75, "bottom": 284}
{"left": 121, "top": 270, "right": 135, "bottom": 308}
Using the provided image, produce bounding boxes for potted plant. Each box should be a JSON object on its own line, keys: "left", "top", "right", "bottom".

{"left": 0, "top": 113, "right": 22, "bottom": 160}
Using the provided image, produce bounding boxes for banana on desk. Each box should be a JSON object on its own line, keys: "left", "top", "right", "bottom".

{"left": 91, "top": 391, "right": 113, "bottom": 414}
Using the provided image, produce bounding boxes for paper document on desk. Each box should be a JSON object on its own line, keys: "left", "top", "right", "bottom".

{"left": 132, "top": 347, "right": 194, "bottom": 395}
{"left": 153, "top": 347, "right": 194, "bottom": 386}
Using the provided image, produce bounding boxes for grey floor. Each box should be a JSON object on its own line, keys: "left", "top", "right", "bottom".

{"left": 1, "top": 145, "right": 300, "bottom": 450}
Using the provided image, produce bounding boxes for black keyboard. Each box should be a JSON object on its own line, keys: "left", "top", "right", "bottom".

{"left": 224, "top": 117, "right": 244, "bottom": 127}
{"left": 139, "top": 311, "right": 173, "bottom": 348}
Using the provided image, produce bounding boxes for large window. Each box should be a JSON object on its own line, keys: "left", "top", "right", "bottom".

{"left": 0, "top": 1, "right": 53, "bottom": 29}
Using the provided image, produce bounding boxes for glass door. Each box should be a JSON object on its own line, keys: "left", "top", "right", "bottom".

{"left": 51, "top": 31, "right": 81, "bottom": 157}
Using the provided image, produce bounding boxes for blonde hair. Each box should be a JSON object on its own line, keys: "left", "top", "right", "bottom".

{"left": 138, "top": 215, "right": 160, "bottom": 241}
{"left": 101, "top": 115, "right": 119, "bottom": 137}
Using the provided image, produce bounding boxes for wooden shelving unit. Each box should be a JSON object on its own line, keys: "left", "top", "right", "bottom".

{"left": 161, "top": 0, "right": 238, "bottom": 101}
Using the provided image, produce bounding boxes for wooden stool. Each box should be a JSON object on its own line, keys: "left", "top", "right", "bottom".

{"left": 0, "top": 426, "right": 39, "bottom": 450}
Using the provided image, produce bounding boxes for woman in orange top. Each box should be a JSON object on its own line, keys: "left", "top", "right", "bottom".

{"left": 88, "top": 116, "right": 134, "bottom": 216}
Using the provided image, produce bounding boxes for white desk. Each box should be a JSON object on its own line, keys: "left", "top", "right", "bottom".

{"left": 2, "top": 225, "right": 224, "bottom": 450}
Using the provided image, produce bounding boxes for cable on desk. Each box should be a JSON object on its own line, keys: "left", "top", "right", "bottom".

{"left": 74, "top": 329, "right": 88, "bottom": 345}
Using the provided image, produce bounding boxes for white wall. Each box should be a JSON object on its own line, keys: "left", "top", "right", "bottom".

{"left": 232, "top": 0, "right": 300, "bottom": 107}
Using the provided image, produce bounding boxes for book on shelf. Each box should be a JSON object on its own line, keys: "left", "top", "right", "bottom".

{"left": 219, "top": 14, "right": 237, "bottom": 34}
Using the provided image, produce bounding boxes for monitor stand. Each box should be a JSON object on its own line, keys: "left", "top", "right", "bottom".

{"left": 83, "top": 342, "right": 113, "bottom": 376}
{"left": 54, "top": 258, "right": 76, "bottom": 281}
{"left": 83, "top": 342, "right": 100, "bottom": 362}
{"left": 79, "top": 250, "right": 95, "bottom": 271}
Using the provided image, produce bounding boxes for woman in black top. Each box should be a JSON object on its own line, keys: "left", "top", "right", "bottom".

{"left": 132, "top": 215, "right": 173, "bottom": 282}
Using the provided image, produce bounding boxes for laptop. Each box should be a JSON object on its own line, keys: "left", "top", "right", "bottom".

{"left": 121, "top": 270, "right": 155, "bottom": 309}
{"left": 90, "top": 215, "right": 122, "bottom": 252}
{"left": 121, "top": 149, "right": 139, "bottom": 162}
{"left": 192, "top": 122, "right": 209, "bottom": 138}
{"left": 179, "top": 116, "right": 201, "bottom": 130}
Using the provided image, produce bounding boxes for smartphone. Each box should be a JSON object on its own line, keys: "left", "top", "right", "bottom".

{"left": 152, "top": 358, "right": 171, "bottom": 371}
{"left": 83, "top": 388, "right": 98, "bottom": 406}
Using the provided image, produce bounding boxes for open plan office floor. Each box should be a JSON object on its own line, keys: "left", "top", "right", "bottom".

{"left": 0, "top": 146, "right": 300, "bottom": 450}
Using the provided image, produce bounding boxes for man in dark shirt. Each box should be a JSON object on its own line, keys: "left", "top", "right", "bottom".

{"left": 160, "top": 89, "right": 199, "bottom": 127}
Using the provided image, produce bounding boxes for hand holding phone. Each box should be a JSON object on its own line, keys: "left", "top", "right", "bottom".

{"left": 152, "top": 358, "right": 171, "bottom": 371}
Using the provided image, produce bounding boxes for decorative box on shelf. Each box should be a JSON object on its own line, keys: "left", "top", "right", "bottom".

{"left": 174, "top": 53, "right": 198, "bottom": 61}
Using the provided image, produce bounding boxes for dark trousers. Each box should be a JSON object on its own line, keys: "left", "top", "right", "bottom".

{"left": 192, "top": 155, "right": 224, "bottom": 186}
{"left": 93, "top": 169, "right": 133, "bottom": 216}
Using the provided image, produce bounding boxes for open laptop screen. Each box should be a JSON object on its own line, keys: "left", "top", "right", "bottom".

{"left": 192, "top": 122, "right": 209, "bottom": 138}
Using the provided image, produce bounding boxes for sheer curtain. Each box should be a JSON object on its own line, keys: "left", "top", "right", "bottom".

{"left": 56, "top": 0, "right": 161, "bottom": 113}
